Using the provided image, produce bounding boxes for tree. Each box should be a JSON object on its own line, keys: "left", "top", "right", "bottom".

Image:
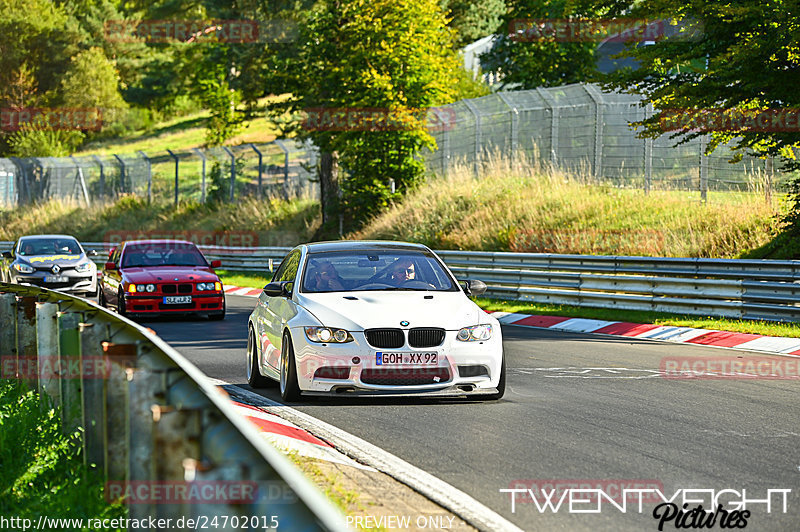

{"left": 271, "top": 0, "right": 465, "bottom": 231}
{"left": 479, "top": 0, "right": 625, "bottom": 89}
{"left": 600, "top": 0, "right": 800, "bottom": 168}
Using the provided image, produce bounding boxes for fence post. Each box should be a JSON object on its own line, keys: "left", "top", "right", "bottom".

{"left": 250, "top": 143, "right": 263, "bottom": 197}
{"left": 536, "top": 88, "right": 559, "bottom": 167}
{"left": 462, "top": 99, "right": 482, "bottom": 177}
{"left": 583, "top": 84, "right": 605, "bottom": 179}
{"left": 222, "top": 146, "right": 236, "bottom": 202}
{"left": 644, "top": 104, "right": 653, "bottom": 195}
{"left": 138, "top": 151, "right": 152, "bottom": 203}
{"left": 92, "top": 155, "right": 105, "bottom": 199}
{"left": 192, "top": 148, "right": 207, "bottom": 203}
{"left": 497, "top": 93, "right": 518, "bottom": 170}
{"left": 167, "top": 149, "right": 179, "bottom": 205}
{"left": 274, "top": 140, "right": 291, "bottom": 199}
{"left": 699, "top": 135, "right": 708, "bottom": 204}
{"left": 112, "top": 154, "right": 126, "bottom": 195}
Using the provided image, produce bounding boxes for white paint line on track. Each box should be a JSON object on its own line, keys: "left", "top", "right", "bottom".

{"left": 209, "top": 378, "right": 524, "bottom": 532}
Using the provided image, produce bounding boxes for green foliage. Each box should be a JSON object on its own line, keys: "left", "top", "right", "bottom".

{"left": 0, "top": 381, "right": 125, "bottom": 522}
{"left": 273, "top": 0, "right": 465, "bottom": 229}
{"left": 195, "top": 64, "right": 243, "bottom": 146}
{"left": 600, "top": 0, "right": 800, "bottom": 167}
{"left": 442, "top": 0, "right": 507, "bottom": 48}
{"left": 480, "top": 0, "right": 623, "bottom": 89}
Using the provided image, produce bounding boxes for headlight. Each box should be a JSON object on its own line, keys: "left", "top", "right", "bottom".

{"left": 304, "top": 327, "right": 353, "bottom": 343}
{"left": 456, "top": 324, "right": 493, "bottom": 342}
{"left": 76, "top": 262, "right": 94, "bottom": 273}
{"left": 13, "top": 263, "right": 34, "bottom": 274}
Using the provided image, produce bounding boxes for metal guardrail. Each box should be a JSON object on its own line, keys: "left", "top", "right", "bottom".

{"left": 0, "top": 282, "right": 345, "bottom": 530}
{"left": 3, "top": 242, "right": 800, "bottom": 321}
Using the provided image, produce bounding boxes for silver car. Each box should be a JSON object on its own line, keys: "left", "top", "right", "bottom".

{"left": 1, "top": 234, "right": 98, "bottom": 297}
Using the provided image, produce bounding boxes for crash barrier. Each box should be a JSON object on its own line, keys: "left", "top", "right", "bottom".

{"left": 2, "top": 242, "right": 800, "bottom": 321}
{"left": 0, "top": 282, "right": 345, "bottom": 530}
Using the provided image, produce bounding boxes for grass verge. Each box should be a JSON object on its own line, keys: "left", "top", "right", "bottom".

{"left": 0, "top": 380, "right": 125, "bottom": 524}
{"left": 217, "top": 269, "right": 800, "bottom": 338}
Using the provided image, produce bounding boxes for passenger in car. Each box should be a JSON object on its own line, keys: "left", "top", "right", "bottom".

{"left": 308, "top": 260, "right": 346, "bottom": 291}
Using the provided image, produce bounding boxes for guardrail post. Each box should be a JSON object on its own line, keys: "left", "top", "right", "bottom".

{"left": 16, "top": 295, "right": 38, "bottom": 388}
{"left": 58, "top": 311, "right": 83, "bottom": 436}
{"left": 102, "top": 342, "right": 135, "bottom": 483}
{"left": 79, "top": 319, "right": 109, "bottom": 470}
{"left": 36, "top": 300, "right": 61, "bottom": 408}
{"left": 152, "top": 405, "right": 203, "bottom": 521}
{"left": 0, "top": 292, "right": 16, "bottom": 359}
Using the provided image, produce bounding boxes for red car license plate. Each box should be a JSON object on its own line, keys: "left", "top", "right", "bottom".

{"left": 376, "top": 352, "right": 438, "bottom": 365}
{"left": 163, "top": 296, "right": 192, "bottom": 304}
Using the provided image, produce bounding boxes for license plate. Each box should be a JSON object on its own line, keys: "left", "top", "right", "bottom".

{"left": 44, "top": 276, "right": 67, "bottom": 283}
{"left": 376, "top": 352, "right": 438, "bottom": 366}
{"left": 163, "top": 296, "right": 192, "bottom": 304}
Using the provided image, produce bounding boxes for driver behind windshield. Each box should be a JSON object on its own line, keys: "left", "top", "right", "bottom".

{"left": 388, "top": 258, "right": 416, "bottom": 285}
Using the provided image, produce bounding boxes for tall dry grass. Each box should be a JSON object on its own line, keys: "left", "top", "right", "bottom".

{"left": 351, "top": 153, "right": 782, "bottom": 258}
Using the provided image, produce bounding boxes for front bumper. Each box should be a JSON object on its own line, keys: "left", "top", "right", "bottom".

{"left": 13, "top": 272, "right": 97, "bottom": 295}
{"left": 291, "top": 327, "right": 503, "bottom": 395}
{"left": 122, "top": 292, "right": 224, "bottom": 314}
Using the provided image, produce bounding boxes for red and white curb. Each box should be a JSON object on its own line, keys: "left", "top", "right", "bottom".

{"left": 493, "top": 312, "right": 800, "bottom": 357}
{"left": 225, "top": 283, "right": 800, "bottom": 357}
{"left": 225, "top": 396, "right": 375, "bottom": 471}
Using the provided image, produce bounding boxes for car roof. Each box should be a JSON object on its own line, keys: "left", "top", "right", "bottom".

{"left": 302, "top": 240, "right": 431, "bottom": 253}
{"left": 19, "top": 234, "right": 80, "bottom": 240}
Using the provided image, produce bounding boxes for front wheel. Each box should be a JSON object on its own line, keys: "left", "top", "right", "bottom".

{"left": 279, "top": 332, "right": 301, "bottom": 401}
{"left": 247, "top": 326, "right": 273, "bottom": 388}
{"left": 482, "top": 354, "right": 506, "bottom": 401}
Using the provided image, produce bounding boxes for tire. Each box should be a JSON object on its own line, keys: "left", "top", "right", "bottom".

{"left": 247, "top": 325, "right": 274, "bottom": 388}
{"left": 209, "top": 297, "right": 226, "bottom": 321}
{"left": 117, "top": 289, "right": 127, "bottom": 318}
{"left": 482, "top": 354, "right": 506, "bottom": 401}
{"left": 279, "top": 331, "right": 301, "bottom": 401}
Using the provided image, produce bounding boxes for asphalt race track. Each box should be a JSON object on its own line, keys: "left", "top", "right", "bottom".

{"left": 141, "top": 294, "right": 800, "bottom": 531}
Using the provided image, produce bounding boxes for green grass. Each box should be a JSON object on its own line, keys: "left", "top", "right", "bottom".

{"left": 216, "top": 269, "right": 800, "bottom": 337}
{"left": 0, "top": 380, "right": 125, "bottom": 525}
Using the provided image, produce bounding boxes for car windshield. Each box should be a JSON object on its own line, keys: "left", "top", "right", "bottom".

{"left": 121, "top": 242, "right": 208, "bottom": 268}
{"left": 18, "top": 238, "right": 82, "bottom": 256}
{"left": 301, "top": 250, "right": 457, "bottom": 293}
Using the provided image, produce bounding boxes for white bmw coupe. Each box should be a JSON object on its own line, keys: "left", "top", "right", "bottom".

{"left": 246, "top": 241, "right": 505, "bottom": 401}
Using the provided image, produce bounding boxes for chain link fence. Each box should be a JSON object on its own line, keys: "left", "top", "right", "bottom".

{"left": 423, "top": 83, "right": 788, "bottom": 199}
{"left": 0, "top": 140, "right": 319, "bottom": 208}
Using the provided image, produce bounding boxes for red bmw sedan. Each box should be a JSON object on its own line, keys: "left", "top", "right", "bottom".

{"left": 99, "top": 239, "right": 225, "bottom": 320}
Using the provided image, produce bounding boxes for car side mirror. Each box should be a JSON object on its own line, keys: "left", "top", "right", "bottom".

{"left": 105, "top": 262, "right": 117, "bottom": 271}
{"left": 263, "top": 281, "right": 293, "bottom": 297}
{"left": 2, "top": 251, "right": 11, "bottom": 259}
{"left": 461, "top": 279, "right": 487, "bottom": 296}
{"left": 210, "top": 259, "right": 221, "bottom": 268}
